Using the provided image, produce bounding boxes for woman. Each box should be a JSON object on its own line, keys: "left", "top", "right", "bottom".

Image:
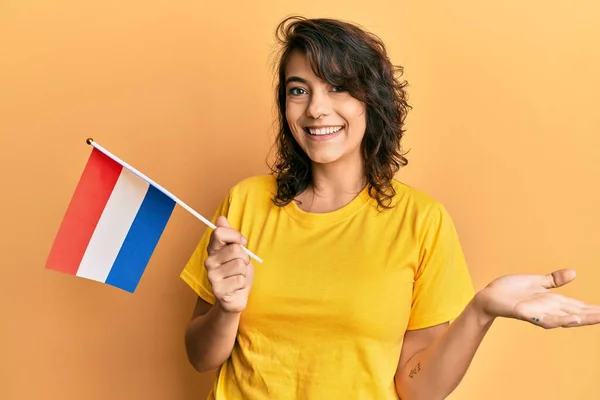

{"left": 181, "top": 16, "right": 600, "bottom": 399}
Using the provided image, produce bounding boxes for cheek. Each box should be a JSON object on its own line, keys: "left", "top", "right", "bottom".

{"left": 345, "top": 103, "right": 367, "bottom": 132}
{"left": 285, "top": 103, "right": 305, "bottom": 135}
{"left": 285, "top": 101, "right": 296, "bottom": 119}
{"left": 334, "top": 96, "right": 365, "bottom": 120}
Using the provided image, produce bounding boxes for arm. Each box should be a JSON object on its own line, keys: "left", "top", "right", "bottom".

{"left": 395, "top": 293, "right": 494, "bottom": 400}
{"left": 184, "top": 297, "right": 241, "bottom": 372}
{"left": 395, "top": 268, "right": 600, "bottom": 400}
{"left": 183, "top": 216, "right": 255, "bottom": 373}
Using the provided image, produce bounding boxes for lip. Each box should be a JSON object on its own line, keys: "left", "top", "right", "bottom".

{"left": 303, "top": 125, "right": 345, "bottom": 142}
{"left": 303, "top": 125, "right": 344, "bottom": 129}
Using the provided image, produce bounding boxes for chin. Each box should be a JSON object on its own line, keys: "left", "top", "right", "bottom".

{"left": 305, "top": 150, "right": 346, "bottom": 165}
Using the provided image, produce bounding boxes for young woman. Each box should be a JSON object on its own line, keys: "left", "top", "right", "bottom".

{"left": 181, "top": 16, "right": 600, "bottom": 400}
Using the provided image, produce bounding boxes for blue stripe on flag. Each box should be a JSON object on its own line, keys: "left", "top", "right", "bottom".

{"left": 105, "top": 185, "right": 176, "bottom": 292}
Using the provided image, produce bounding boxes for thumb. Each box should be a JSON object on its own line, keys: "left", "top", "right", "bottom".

{"left": 542, "top": 268, "right": 577, "bottom": 289}
{"left": 215, "top": 215, "right": 232, "bottom": 228}
{"left": 214, "top": 216, "right": 247, "bottom": 246}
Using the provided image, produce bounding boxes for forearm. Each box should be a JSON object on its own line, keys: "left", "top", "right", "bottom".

{"left": 395, "top": 295, "right": 495, "bottom": 400}
{"left": 184, "top": 304, "right": 240, "bottom": 372}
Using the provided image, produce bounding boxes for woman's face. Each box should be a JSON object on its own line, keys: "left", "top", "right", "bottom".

{"left": 284, "top": 50, "right": 367, "bottom": 166}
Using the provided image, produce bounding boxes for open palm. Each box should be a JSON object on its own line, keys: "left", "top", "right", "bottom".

{"left": 477, "top": 269, "right": 600, "bottom": 329}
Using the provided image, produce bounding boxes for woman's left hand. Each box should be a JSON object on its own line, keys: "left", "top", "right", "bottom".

{"left": 474, "top": 269, "right": 600, "bottom": 329}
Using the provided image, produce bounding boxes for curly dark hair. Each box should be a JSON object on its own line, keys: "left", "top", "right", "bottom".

{"left": 269, "top": 16, "right": 411, "bottom": 210}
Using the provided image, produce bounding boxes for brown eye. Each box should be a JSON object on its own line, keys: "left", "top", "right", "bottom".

{"left": 289, "top": 87, "right": 307, "bottom": 96}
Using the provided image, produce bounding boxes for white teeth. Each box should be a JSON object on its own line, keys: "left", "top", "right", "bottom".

{"left": 307, "top": 126, "right": 343, "bottom": 135}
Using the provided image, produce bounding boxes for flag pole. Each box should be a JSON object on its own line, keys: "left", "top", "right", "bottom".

{"left": 85, "top": 138, "right": 264, "bottom": 264}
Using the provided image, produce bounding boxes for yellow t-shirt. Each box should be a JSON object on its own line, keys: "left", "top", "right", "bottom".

{"left": 181, "top": 175, "right": 474, "bottom": 400}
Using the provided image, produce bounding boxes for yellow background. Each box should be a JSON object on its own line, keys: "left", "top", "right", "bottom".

{"left": 2, "top": 1, "right": 599, "bottom": 399}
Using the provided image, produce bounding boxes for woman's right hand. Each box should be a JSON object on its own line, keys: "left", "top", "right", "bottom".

{"left": 204, "top": 216, "right": 254, "bottom": 314}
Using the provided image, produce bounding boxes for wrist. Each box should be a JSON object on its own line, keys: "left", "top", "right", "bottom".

{"left": 469, "top": 290, "right": 497, "bottom": 326}
{"left": 214, "top": 302, "right": 244, "bottom": 318}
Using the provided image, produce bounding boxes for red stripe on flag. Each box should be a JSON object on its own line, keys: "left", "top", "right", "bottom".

{"left": 45, "top": 148, "right": 123, "bottom": 275}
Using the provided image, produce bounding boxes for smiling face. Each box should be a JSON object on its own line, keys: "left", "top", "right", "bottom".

{"left": 284, "top": 50, "right": 367, "bottom": 166}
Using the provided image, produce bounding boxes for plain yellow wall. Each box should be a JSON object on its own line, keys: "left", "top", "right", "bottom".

{"left": 2, "top": 1, "right": 599, "bottom": 399}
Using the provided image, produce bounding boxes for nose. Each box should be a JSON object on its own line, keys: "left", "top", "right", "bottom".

{"left": 306, "top": 90, "right": 332, "bottom": 119}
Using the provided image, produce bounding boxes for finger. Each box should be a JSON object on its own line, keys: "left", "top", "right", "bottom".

{"left": 555, "top": 296, "right": 587, "bottom": 313}
{"left": 207, "top": 258, "right": 250, "bottom": 290}
{"left": 532, "top": 311, "right": 600, "bottom": 328}
{"left": 531, "top": 313, "right": 580, "bottom": 329}
{"left": 219, "top": 258, "right": 249, "bottom": 279}
{"left": 208, "top": 227, "right": 240, "bottom": 253}
{"left": 583, "top": 304, "right": 600, "bottom": 312}
{"left": 220, "top": 263, "right": 255, "bottom": 302}
{"left": 218, "top": 275, "right": 248, "bottom": 300}
{"left": 215, "top": 216, "right": 248, "bottom": 245}
{"left": 558, "top": 296, "right": 586, "bottom": 308}
{"left": 557, "top": 302, "right": 600, "bottom": 317}
{"left": 570, "top": 312, "right": 600, "bottom": 327}
{"left": 559, "top": 303, "right": 585, "bottom": 316}
{"left": 216, "top": 215, "right": 231, "bottom": 229}
{"left": 207, "top": 219, "right": 247, "bottom": 254}
{"left": 204, "top": 243, "right": 249, "bottom": 272}
{"left": 557, "top": 296, "right": 600, "bottom": 313}
{"left": 541, "top": 269, "right": 577, "bottom": 289}
{"left": 247, "top": 263, "right": 255, "bottom": 284}
{"left": 206, "top": 243, "right": 250, "bottom": 269}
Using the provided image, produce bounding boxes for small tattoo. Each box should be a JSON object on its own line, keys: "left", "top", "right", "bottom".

{"left": 408, "top": 362, "right": 421, "bottom": 378}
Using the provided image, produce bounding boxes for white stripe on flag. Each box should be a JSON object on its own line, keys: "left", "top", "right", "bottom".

{"left": 76, "top": 168, "right": 150, "bottom": 282}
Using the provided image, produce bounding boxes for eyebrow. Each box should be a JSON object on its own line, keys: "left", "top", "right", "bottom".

{"left": 285, "top": 76, "right": 309, "bottom": 86}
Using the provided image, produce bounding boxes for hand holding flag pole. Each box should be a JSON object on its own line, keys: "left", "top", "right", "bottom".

{"left": 45, "top": 138, "right": 262, "bottom": 293}
{"left": 85, "top": 138, "right": 263, "bottom": 265}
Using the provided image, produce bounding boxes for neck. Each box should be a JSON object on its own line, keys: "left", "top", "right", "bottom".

{"left": 296, "top": 155, "right": 366, "bottom": 213}
{"left": 311, "top": 160, "right": 366, "bottom": 197}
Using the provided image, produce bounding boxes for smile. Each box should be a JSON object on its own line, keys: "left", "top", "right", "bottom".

{"left": 304, "top": 126, "right": 344, "bottom": 136}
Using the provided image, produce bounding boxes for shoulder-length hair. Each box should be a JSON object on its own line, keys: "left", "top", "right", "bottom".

{"left": 269, "top": 16, "right": 411, "bottom": 209}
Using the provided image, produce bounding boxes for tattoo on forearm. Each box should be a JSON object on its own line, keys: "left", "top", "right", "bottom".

{"left": 408, "top": 362, "right": 421, "bottom": 378}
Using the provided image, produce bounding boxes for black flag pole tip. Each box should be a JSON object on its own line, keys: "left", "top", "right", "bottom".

{"left": 86, "top": 138, "right": 94, "bottom": 145}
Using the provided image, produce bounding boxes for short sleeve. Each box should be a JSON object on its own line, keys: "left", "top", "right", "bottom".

{"left": 180, "top": 193, "right": 232, "bottom": 304}
{"left": 406, "top": 203, "right": 475, "bottom": 330}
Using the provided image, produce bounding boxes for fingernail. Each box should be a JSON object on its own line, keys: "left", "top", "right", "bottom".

{"left": 242, "top": 237, "right": 248, "bottom": 246}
